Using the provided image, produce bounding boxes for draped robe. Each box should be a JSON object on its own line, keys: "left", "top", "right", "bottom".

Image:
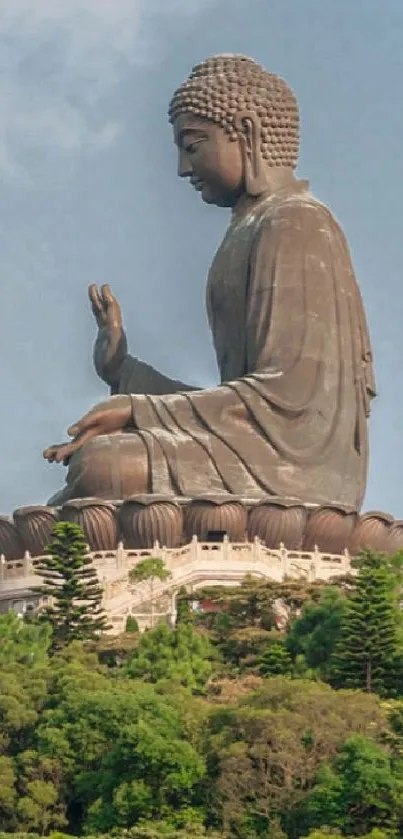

{"left": 77, "top": 181, "right": 376, "bottom": 509}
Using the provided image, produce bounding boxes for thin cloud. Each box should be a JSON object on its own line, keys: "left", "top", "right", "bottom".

{"left": 0, "top": 0, "right": 212, "bottom": 178}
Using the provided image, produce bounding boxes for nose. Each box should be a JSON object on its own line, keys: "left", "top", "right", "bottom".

{"left": 178, "top": 148, "right": 192, "bottom": 179}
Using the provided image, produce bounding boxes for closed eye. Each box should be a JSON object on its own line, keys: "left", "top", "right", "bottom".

{"left": 184, "top": 137, "right": 206, "bottom": 154}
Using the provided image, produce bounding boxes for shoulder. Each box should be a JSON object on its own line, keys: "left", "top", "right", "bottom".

{"left": 257, "top": 188, "right": 341, "bottom": 238}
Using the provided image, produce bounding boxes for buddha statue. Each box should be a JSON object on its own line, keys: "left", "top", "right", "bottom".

{"left": 44, "top": 54, "right": 376, "bottom": 510}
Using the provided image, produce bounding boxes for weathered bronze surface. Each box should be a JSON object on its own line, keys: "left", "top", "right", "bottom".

{"left": 44, "top": 55, "right": 375, "bottom": 510}
{"left": 2, "top": 501, "right": 402, "bottom": 559}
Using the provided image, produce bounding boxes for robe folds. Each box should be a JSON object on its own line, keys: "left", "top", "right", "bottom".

{"left": 95, "top": 181, "right": 376, "bottom": 508}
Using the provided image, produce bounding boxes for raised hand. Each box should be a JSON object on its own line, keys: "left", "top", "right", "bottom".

{"left": 43, "top": 396, "right": 132, "bottom": 465}
{"left": 89, "top": 283, "right": 122, "bottom": 330}
{"left": 90, "top": 284, "right": 128, "bottom": 386}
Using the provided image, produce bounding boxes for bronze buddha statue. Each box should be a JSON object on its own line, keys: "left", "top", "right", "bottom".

{"left": 44, "top": 54, "right": 376, "bottom": 510}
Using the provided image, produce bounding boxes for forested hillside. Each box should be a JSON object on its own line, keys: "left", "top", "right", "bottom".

{"left": 2, "top": 524, "right": 403, "bottom": 838}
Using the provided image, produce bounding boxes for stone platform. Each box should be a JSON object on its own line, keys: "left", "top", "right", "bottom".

{"left": 0, "top": 495, "right": 401, "bottom": 560}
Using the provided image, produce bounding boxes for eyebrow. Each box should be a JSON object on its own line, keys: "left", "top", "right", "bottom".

{"left": 176, "top": 128, "right": 208, "bottom": 146}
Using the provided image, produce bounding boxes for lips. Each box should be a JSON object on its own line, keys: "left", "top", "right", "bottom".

{"left": 191, "top": 179, "right": 204, "bottom": 191}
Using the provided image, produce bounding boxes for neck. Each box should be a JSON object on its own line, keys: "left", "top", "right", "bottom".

{"left": 233, "top": 169, "right": 305, "bottom": 218}
{"left": 261, "top": 167, "right": 296, "bottom": 191}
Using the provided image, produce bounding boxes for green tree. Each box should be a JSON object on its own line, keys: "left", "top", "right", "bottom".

{"left": 0, "top": 756, "right": 17, "bottom": 830}
{"left": 212, "top": 677, "right": 388, "bottom": 837}
{"left": 0, "top": 665, "right": 49, "bottom": 755}
{"left": 34, "top": 656, "right": 207, "bottom": 833}
{"left": 94, "top": 826, "right": 224, "bottom": 838}
{"left": 125, "top": 616, "right": 139, "bottom": 633}
{"left": 286, "top": 587, "right": 347, "bottom": 677}
{"left": 191, "top": 578, "right": 330, "bottom": 674}
{"left": 129, "top": 557, "right": 171, "bottom": 628}
{"left": 0, "top": 611, "right": 51, "bottom": 666}
{"left": 176, "top": 587, "right": 193, "bottom": 625}
{"left": 300, "top": 832, "right": 342, "bottom": 839}
{"left": 124, "top": 621, "right": 215, "bottom": 691}
{"left": 34, "top": 522, "right": 109, "bottom": 651}
{"left": 16, "top": 751, "right": 65, "bottom": 822}
{"left": 300, "top": 735, "right": 403, "bottom": 836}
{"left": 259, "top": 642, "right": 293, "bottom": 677}
{"left": 330, "top": 551, "right": 401, "bottom": 694}
{"left": 301, "top": 832, "right": 391, "bottom": 839}
{"left": 194, "top": 577, "right": 326, "bottom": 633}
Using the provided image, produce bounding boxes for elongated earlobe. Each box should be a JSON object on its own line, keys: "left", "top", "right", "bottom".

{"left": 234, "top": 111, "right": 268, "bottom": 197}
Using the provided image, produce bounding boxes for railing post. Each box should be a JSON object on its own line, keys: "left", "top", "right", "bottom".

{"left": 0, "top": 555, "right": 5, "bottom": 582}
{"left": 280, "top": 544, "right": 289, "bottom": 578}
{"left": 191, "top": 534, "right": 201, "bottom": 564}
{"left": 23, "top": 551, "right": 31, "bottom": 577}
{"left": 116, "top": 541, "right": 125, "bottom": 569}
{"left": 313, "top": 545, "right": 321, "bottom": 581}
{"left": 170, "top": 588, "right": 177, "bottom": 626}
{"left": 222, "top": 534, "right": 229, "bottom": 562}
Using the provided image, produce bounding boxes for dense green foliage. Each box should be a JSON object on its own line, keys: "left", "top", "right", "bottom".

{"left": 4, "top": 549, "right": 403, "bottom": 837}
{"left": 285, "top": 586, "right": 348, "bottom": 677}
{"left": 123, "top": 621, "right": 215, "bottom": 690}
{"left": 299, "top": 735, "right": 403, "bottom": 835}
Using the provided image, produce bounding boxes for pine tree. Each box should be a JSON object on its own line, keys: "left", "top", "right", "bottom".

{"left": 330, "top": 550, "right": 400, "bottom": 695}
{"left": 259, "top": 641, "right": 293, "bottom": 677}
{"left": 34, "top": 521, "right": 109, "bottom": 651}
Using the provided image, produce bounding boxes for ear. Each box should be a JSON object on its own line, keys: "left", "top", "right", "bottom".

{"left": 234, "top": 110, "right": 268, "bottom": 197}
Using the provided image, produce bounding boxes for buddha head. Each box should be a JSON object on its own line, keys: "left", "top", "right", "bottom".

{"left": 169, "top": 54, "right": 300, "bottom": 208}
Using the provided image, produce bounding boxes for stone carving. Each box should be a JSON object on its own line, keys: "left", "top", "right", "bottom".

{"left": 247, "top": 498, "right": 306, "bottom": 549}
{"left": 118, "top": 496, "right": 183, "bottom": 549}
{"left": 348, "top": 511, "right": 393, "bottom": 555}
{"left": 43, "top": 54, "right": 375, "bottom": 511}
{"left": 303, "top": 505, "right": 357, "bottom": 554}
{"left": 2, "top": 499, "right": 403, "bottom": 559}
{"left": 13, "top": 506, "right": 57, "bottom": 557}
{"left": 0, "top": 516, "right": 24, "bottom": 560}
{"left": 60, "top": 498, "right": 118, "bottom": 551}
{"left": 386, "top": 521, "right": 403, "bottom": 554}
{"left": 184, "top": 496, "right": 247, "bottom": 542}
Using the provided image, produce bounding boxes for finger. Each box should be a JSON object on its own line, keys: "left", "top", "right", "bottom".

{"left": 50, "top": 442, "right": 76, "bottom": 464}
{"left": 54, "top": 427, "right": 99, "bottom": 462}
{"left": 101, "top": 283, "right": 116, "bottom": 306}
{"left": 67, "top": 410, "right": 99, "bottom": 437}
{"left": 44, "top": 430, "right": 95, "bottom": 465}
{"left": 62, "top": 427, "right": 98, "bottom": 465}
{"left": 89, "top": 284, "right": 103, "bottom": 314}
{"left": 43, "top": 445, "right": 65, "bottom": 463}
{"left": 43, "top": 446, "right": 56, "bottom": 462}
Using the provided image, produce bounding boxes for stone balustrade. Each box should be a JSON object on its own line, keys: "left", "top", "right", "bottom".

{"left": 0, "top": 536, "right": 354, "bottom": 631}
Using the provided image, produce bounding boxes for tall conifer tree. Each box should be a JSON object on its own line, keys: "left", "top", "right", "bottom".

{"left": 330, "top": 550, "right": 400, "bottom": 694}
{"left": 34, "top": 521, "right": 109, "bottom": 650}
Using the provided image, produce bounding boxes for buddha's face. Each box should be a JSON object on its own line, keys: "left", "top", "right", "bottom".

{"left": 173, "top": 113, "right": 244, "bottom": 208}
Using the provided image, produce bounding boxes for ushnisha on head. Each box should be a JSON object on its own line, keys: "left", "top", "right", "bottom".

{"left": 169, "top": 54, "right": 300, "bottom": 207}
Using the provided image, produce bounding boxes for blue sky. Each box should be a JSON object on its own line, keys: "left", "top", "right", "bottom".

{"left": 0, "top": 0, "right": 402, "bottom": 515}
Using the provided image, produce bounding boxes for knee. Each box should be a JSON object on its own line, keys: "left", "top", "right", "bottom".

{"left": 67, "top": 432, "right": 149, "bottom": 500}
